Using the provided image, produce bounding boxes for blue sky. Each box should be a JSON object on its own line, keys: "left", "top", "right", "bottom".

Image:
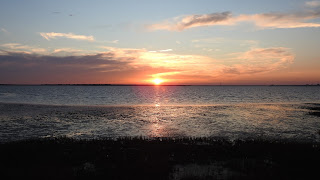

{"left": 1, "top": 0, "right": 320, "bottom": 84}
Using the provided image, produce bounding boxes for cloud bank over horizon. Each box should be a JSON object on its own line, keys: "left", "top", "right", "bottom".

{"left": 0, "top": 45, "right": 294, "bottom": 84}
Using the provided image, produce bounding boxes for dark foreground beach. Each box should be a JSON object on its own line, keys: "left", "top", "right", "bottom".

{"left": 1, "top": 137, "right": 319, "bottom": 180}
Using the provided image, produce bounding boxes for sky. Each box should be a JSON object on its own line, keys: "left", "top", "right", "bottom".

{"left": 0, "top": 0, "right": 320, "bottom": 85}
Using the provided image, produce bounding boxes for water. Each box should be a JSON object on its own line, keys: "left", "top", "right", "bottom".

{"left": 0, "top": 85, "right": 320, "bottom": 142}
{"left": 0, "top": 85, "right": 320, "bottom": 105}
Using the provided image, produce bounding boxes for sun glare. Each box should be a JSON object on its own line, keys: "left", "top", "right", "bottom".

{"left": 152, "top": 78, "right": 163, "bottom": 85}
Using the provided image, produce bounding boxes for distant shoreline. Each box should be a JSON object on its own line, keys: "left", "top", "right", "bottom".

{"left": 0, "top": 84, "right": 319, "bottom": 86}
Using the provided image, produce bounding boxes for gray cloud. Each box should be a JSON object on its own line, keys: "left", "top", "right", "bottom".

{"left": 0, "top": 51, "right": 133, "bottom": 84}
{"left": 0, "top": 51, "right": 125, "bottom": 67}
{"left": 0, "top": 50, "right": 180, "bottom": 84}
{"left": 176, "top": 11, "right": 232, "bottom": 31}
{"left": 149, "top": 8, "right": 320, "bottom": 31}
{"left": 148, "top": 11, "right": 232, "bottom": 31}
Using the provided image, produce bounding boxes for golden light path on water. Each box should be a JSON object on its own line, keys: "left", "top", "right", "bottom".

{"left": 0, "top": 85, "right": 320, "bottom": 141}
{"left": 150, "top": 85, "right": 164, "bottom": 137}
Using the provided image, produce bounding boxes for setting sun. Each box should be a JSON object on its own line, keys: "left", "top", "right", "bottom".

{"left": 152, "top": 78, "right": 164, "bottom": 85}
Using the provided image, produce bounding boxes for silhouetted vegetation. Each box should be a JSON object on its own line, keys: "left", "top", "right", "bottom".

{"left": 303, "top": 103, "right": 320, "bottom": 117}
{"left": 1, "top": 137, "right": 319, "bottom": 180}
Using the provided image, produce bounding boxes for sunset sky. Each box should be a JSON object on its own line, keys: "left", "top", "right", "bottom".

{"left": 0, "top": 0, "right": 320, "bottom": 85}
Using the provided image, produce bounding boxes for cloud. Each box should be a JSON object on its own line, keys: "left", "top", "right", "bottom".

{"left": 144, "top": 47, "right": 294, "bottom": 84}
{"left": 1, "top": 28, "right": 9, "bottom": 33}
{"left": 109, "top": 46, "right": 294, "bottom": 83}
{"left": 237, "top": 10, "right": 320, "bottom": 29}
{"left": 0, "top": 50, "right": 142, "bottom": 84}
{"left": 98, "top": 40, "right": 120, "bottom": 44}
{"left": 159, "top": 49, "right": 173, "bottom": 52}
{"left": 1, "top": 43, "right": 47, "bottom": 53}
{"left": 149, "top": 49, "right": 173, "bottom": 53}
{"left": 148, "top": 8, "right": 320, "bottom": 31}
{"left": 53, "top": 48, "right": 83, "bottom": 53}
{"left": 173, "top": 11, "right": 232, "bottom": 31}
{"left": 222, "top": 47, "right": 294, "bottom": 75}
{"left": 110, "top": 40, "right": 119, "bottom": 44}
{"left": 306, "top": 1, "right": 320, "bottom": 7}
{"left": 148, "top": 12, "right": 232, "bottom": 31}
{"left": 40, "top": 32, "right": 95, "bottom": 41}
{"left": 0, "top": 46, "right": 294, "bottom": 84}
{"left": 0, "top": 47, "right": 176, "bottom": 84}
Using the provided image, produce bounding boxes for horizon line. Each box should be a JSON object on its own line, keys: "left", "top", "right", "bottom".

{"left": 0, "top": 83, "right": 319, "bottom": 86}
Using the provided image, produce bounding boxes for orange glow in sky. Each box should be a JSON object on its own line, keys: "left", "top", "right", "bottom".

{"left": 1, "top": 1, "right": 320, "bottom": 85}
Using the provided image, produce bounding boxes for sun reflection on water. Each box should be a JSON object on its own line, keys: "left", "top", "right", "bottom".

{"left": 150, "top": 123, "right": 164, "bottom": 137}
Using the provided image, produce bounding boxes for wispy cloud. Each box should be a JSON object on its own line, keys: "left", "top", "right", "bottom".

{"left": 222, "top": 47, "right": 294, "bottom": 75}
{"left": 0, "top": 43, "right": 47, "bottom": 53}
{"left": 52, "top": 48, "right": 85, "bottom": 55}
{"left": 237, "top": 10, "right": 320, "bottom": 29}
{"left": 159, "top": 49, "right": 173, "bottom": 52}
{"left": 40, "top": 32, "right": 95, "bottom": 41}
{"left": 305, "top": 1, "right": 320, "bottom": 7}
{"left": 149, "top": 49, "right": 173, "bottom": 53}
{"left": 148, "top": 8, "right": 320, "bottom": 31}
{"left": 109, "top": 40, "right": 119, "bottom": 44}
{"left": 1, "top": 28, "right": 9, "bottom": 33}
{"left": 98, "top": 40, "right": 120, "bottom": 44}
{"left": 148, "top": 12, "right": 232, "bottom": 31}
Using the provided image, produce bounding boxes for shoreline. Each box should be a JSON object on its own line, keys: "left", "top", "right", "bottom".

{"left": 1, "top": 101, "right": 320, "bottom": 108}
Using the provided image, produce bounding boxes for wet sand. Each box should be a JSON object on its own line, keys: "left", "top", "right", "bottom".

{"left": 1, "top": 102, "right": 320, "bottom": 142}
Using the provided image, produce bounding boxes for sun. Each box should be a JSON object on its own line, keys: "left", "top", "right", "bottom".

{"left": 152, "top": 78, "right": 164, "bottom": 85}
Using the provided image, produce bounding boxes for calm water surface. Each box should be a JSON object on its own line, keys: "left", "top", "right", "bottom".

{"left": 0, "top": 85, "right": 320, "bottom": 105}
{"left": 0, "top": 85, "right": 319, "bottom": 142}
